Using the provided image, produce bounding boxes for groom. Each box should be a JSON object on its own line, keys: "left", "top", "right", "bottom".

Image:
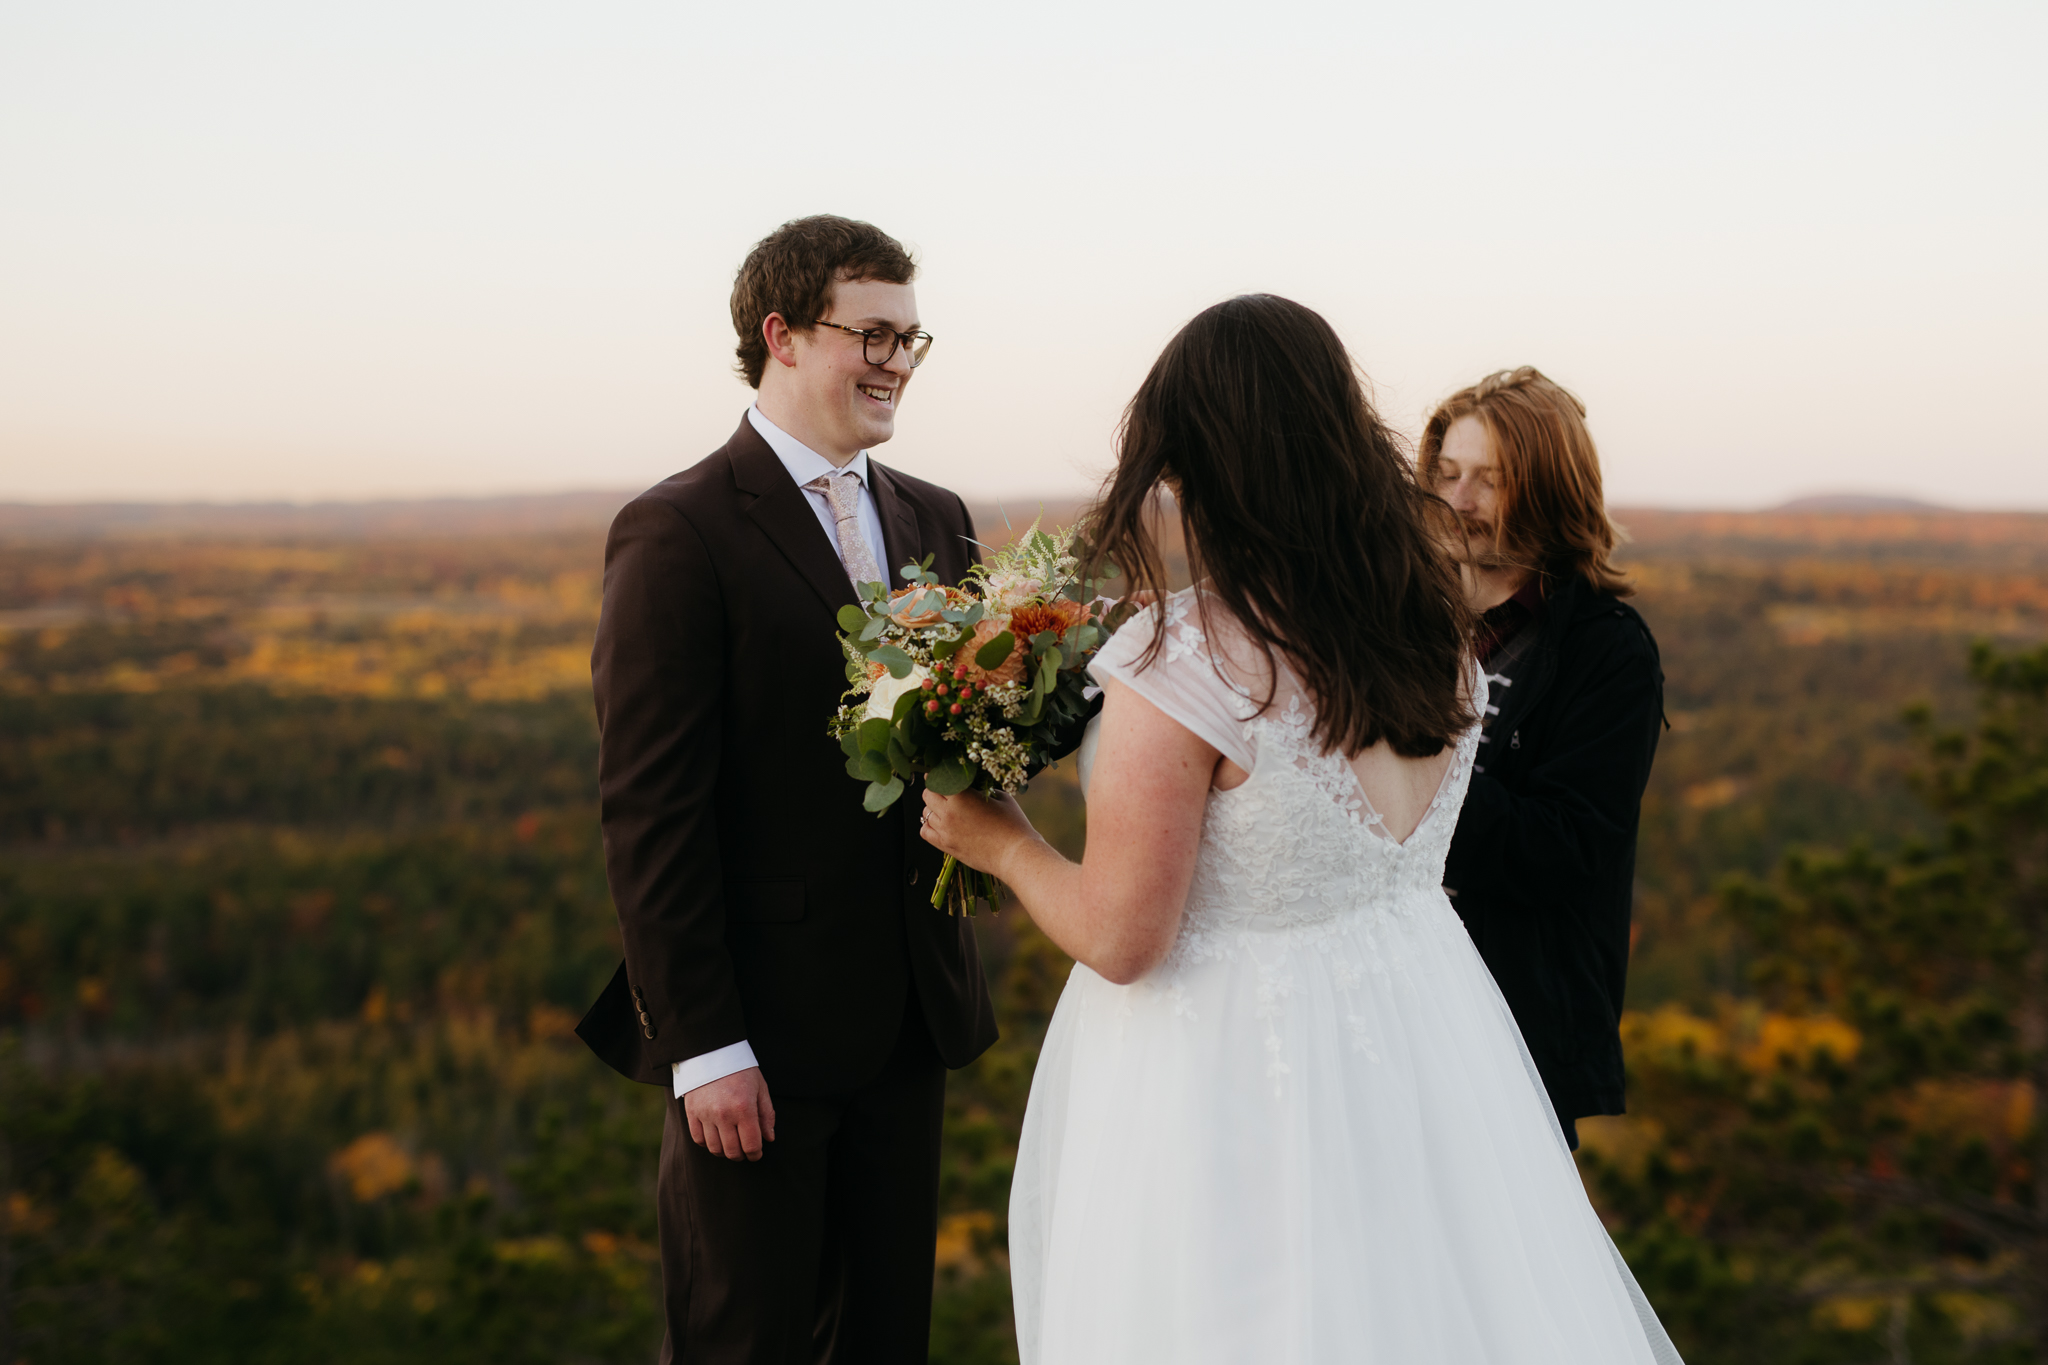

{"left": 577, "top": 215, "right": 998, "bottom": 1362}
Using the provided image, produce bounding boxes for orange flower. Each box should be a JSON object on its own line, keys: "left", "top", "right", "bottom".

{"left": 1007, "top": 598, "right": 1090, "bottom": 642}
{"left": 959, "top": 617, "right": 1027, "bottom": 686}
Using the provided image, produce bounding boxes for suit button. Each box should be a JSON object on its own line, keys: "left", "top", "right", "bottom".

{"left": 642, "top": 1024, "right": 657, "bottom": 1039}
{"left": 638, "top": 1011, "right": 650, "bottom": 1025}
{"left": 908, "top": 867, "right": 921, "bottom": 888}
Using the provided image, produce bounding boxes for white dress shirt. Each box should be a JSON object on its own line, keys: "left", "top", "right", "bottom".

{"left": 669, "top": 407, "right": 892, "bottom": 1100}
{"left": 747, "top": 405, "right": 888, "bottom": 585}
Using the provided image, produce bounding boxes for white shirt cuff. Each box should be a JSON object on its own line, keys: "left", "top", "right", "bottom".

{"left": 671, "top": 1040, "right": 759, "bottom": 1098}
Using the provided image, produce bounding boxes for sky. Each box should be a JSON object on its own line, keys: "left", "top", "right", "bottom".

{"left": 0, "top": 0, "right": 2043, "bottom": 509}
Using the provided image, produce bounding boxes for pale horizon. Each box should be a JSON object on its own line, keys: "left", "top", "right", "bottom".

{"left": 3, "top": 1, "right": 2043, "bottom": 510}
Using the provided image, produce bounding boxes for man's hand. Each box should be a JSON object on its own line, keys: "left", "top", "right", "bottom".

{"left": 684, "top": 1066, "right": 776, "bottom": 1161}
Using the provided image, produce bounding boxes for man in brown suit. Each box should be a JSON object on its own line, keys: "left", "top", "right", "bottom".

{"left": 576, "top": 216, "right": 998, "bottom": 1363}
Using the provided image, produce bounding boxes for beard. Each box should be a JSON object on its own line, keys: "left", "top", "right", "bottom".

{"left": 1453, "top": 519, "right": 1525, "bottom": 571}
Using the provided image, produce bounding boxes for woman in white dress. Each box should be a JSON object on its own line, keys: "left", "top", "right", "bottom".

{"left": 919, "top": 295, "right": 1682, "bottom": 1364}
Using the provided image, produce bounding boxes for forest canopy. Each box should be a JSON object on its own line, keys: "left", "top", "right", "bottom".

{"left": 3, "top": 505, "right": 2047, "bottom": 1364}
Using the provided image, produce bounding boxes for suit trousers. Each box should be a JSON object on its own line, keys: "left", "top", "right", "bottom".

{"left": 656, "top": 991, "right": 946, "bottom": 1365}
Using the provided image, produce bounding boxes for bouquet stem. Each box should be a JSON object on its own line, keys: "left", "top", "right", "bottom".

{"left": 930, "top": 853, "right": 1002, "bottom": 916}
{"left": 930, "top": 853, "right": 959, "bottom": 911}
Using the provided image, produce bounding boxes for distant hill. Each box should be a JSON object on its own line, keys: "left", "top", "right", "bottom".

{"left": 0, "top": 492, "right": 641, "bottom": 541}
{"left": 1613, "top": 505, "right": 2048, "bottom": 569}
{"left": 0, "top": 493, "right": 638, "bottom": 540}
{"left": 1771, "top": 494, "right": 1948, "bottom": 513}
{"left": 0, "top": 493, "right": 1098, "bottom": 544}
{"left": 6, "top": 492, "right": 2047, "bottom": 571}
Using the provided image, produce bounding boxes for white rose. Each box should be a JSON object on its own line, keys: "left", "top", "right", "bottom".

{"left": 864, "top": 663, "right": 930, "bottom": 721}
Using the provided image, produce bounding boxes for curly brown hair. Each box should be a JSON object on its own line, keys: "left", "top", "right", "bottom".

{"left": 729, "top": 216, "right": 917, "bottom": 388}
{"left": 1084, "top": 294, "right": 1475, "bottom": 759}
{"left": 1418, "top": 367, "right": 1633, "bottom": 598}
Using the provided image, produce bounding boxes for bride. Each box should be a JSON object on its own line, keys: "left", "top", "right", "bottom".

{"left": 919, "top": 295, "right": 1682, "bottom": 1363}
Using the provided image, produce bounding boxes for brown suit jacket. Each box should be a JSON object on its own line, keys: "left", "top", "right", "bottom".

{"left": 576, "top": 414, "right": 999, "bottom": 1096}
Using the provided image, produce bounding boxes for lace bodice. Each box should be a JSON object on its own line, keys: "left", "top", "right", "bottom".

{"left": 1087, "top": 590, "right": 1484, "bottom": 970}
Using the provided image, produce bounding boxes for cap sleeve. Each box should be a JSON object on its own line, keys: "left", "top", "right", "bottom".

{"left": 1087, "top": 590, "right": 1260, "bottom": 772}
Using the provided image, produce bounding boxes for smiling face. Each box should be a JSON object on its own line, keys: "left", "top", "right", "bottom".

{"left": 1431, "top": 415, "right": 1512, "bottom": 566}
{"left": 756, "top": 275, "right": 920, "bottom": 465}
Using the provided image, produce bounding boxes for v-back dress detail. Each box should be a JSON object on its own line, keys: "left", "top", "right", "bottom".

{"left": 1009, "top": 590, "right": 1681, "bottom": 1364}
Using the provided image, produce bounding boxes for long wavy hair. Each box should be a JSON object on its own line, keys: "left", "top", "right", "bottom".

{"left": 1084, "top": 294, "right": 1474, "bottom": 758}
{"left": 1417, "top": 366, "right": 1633, "bottom": 598}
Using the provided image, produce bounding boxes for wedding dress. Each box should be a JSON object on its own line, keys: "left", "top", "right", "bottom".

{"left": 1009, "top": 590, "right": 1682, "bottom": 1364}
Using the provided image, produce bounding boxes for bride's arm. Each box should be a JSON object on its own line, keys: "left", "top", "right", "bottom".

{"left": 918, "top": 677, "right": 1217, "bottom": 985}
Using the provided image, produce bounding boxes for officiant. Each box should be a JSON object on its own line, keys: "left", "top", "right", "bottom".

{"left": 1422, "top": 368, "right": 1665, "bottom": 1152}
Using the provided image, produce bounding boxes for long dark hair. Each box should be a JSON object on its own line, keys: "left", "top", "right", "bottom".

{"left": 1085, "top": 294, "right": 1473, "bottom": 758}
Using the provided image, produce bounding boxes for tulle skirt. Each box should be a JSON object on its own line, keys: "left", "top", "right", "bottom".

{"left": 1008, "top": 891, "right": 1682, "bottom": 1364}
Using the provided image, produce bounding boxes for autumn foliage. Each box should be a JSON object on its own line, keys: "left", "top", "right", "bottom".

{"left": 2, "top": 505, "right": 2047, "bottom": 1363}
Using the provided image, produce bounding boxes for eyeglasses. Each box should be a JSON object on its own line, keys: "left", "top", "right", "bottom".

{"left": 809, "top": 320, "right": 935, "bottom": 368}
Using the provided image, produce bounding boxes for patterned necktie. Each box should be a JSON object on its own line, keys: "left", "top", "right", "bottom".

{"left": 805, "top": 470, "right": 885, "bottom": 591}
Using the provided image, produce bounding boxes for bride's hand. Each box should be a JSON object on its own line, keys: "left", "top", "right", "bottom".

{"left": 920, "top": 788, "right": 1042, "bottom": 875}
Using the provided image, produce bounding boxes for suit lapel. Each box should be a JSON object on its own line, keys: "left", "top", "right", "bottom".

{"left": 869, "top": 461, "right": 924, "bottom": 590}
{"left": 726, "top": 416, "right": 857, "bottom": 617}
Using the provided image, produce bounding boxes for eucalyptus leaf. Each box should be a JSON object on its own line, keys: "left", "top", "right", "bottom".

{"left": 859, "top": 615, "right": 890, "bottom": 643}
{"left": 926, "top": 756, "right": 976, "bottom": 795}
{"left": 933, "top": 635, "right": 961, "bottom": 661}
{"left": 858, "top": 717, "right": 892, "bottom": 755}
{"left": 975, "top": 630, "right": 1016, "bottom": 671}
{"left": 893, "top": 689, "right": 924, "bottom": 723}
{"left": 859, "top": 751, "right": 893, "bottom": 784}
{"left": 870, "top": 644, "right": 915, "bottom": 678}
{"left": 864, "top": 776, "right": 905, "bottom": 812}
{"left": 837, "top": 604, "right": 867, "bottom": 633}
{"left": 840, "top": 731, "right": 862, "bottom": 759}
{"left": 887, "top": 734, "right": 916, "bottom": 779}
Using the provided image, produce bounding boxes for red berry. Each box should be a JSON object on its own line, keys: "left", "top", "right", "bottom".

{"left": 949, "top": 702, "right": 963, "bottom": 715}
{"left": 921, "top": 678, "right": 935, "bottom": 691}
{"left": 936, "top": 683, "right": 949, "bottom": 697}
{"left": 960, "top": 684, "right": 974, "bottom": 698}
{"left": 926, "top": 700, "right": 940, "bottom": 714}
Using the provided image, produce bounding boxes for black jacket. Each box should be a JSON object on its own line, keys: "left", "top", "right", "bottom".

{"left": 575, "top": 415, "right": 999, "bottom": 1096}
{"left": 1444, "top": 572, "right": 1663, "bottom": 1123}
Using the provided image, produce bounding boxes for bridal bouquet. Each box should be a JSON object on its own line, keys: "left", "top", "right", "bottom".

{"left": 829, "top": 521, "right": 1113, "bottom": 915}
